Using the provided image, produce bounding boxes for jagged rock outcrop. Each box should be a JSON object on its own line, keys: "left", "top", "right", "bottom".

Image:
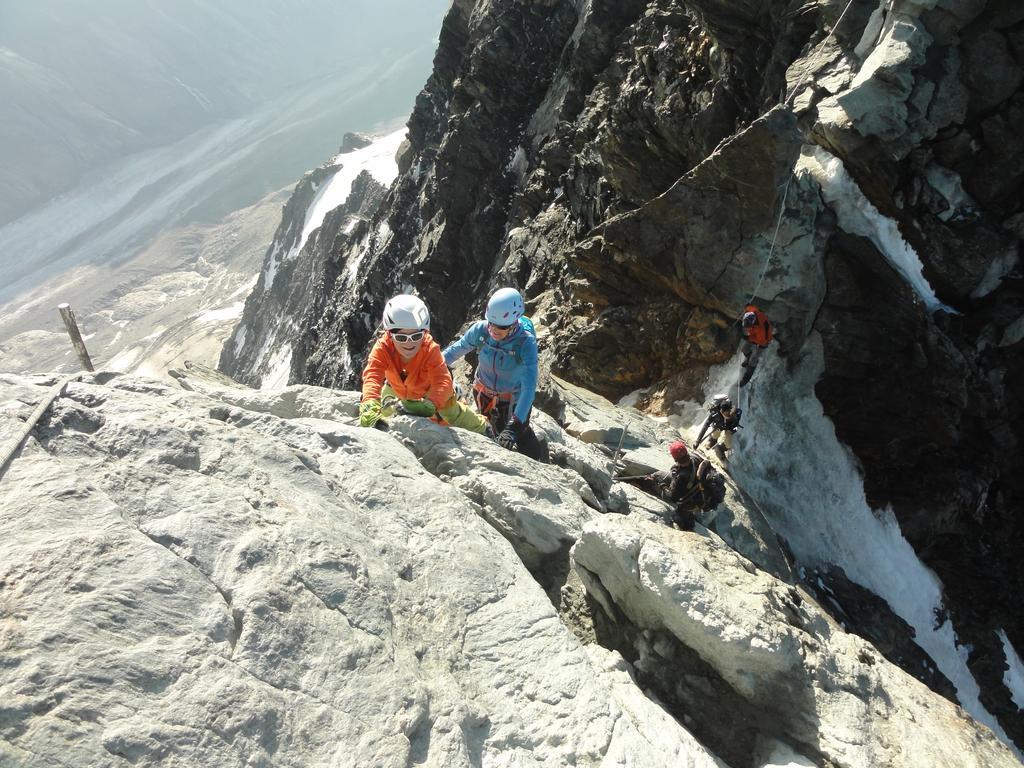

{"left": 224, "top": 0, "right": 1023, "bottom": 747}
{"left": 573, "top": 515, "right": 1018, "bottom": 768}
{"left": 221, "top": 167, "right": 387, "bottom": 388}
{"left": 339, "top": 132, "right": 372, "bottom": 153}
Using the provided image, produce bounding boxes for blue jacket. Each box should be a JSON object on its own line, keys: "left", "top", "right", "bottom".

{"left": 443, "top": 318, "right": 538, "bottom": 424}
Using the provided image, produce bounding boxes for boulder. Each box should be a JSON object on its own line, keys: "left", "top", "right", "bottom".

{"left": 0, "top": 372, "right": 723, "bottom": 767}
{"left": 572, "top": 515, "right": 1021, "bottom": 768}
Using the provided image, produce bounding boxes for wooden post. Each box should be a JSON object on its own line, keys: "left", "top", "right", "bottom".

{"left": 57, "top": 303, "right": 95, "bottom": 372}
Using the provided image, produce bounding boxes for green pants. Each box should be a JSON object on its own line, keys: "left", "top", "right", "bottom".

{"left": 381, "top": 384, "right": 488, "bottom": 434}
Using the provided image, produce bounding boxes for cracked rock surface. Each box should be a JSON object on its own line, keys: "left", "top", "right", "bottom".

{"left": 572, "top": 515, "right": 1021, "bottom": 768}
{"left": 0, "top": 371, "right": 723, "bottom": 767}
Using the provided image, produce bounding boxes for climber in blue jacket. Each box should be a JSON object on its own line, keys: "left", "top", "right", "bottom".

{"left": 443, "top": 287, "right": 548, "bottom": 462}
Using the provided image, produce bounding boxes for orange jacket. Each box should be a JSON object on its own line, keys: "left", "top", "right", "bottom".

{"left": 360, "top": 332, "right": 454, "bottom": 408}
{"left": 743, "top": 304, "right": 773, "bottom": 347}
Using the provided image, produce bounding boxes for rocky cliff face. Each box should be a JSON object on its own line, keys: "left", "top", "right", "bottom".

{"left": 224, "top": 0, "right": 1024, "bottom": 750}
{"left": 221, "top": 157, "right": 389, "bottom": 389}
{"left": 3, "top": 368, "right": 1021, "bottom": 767}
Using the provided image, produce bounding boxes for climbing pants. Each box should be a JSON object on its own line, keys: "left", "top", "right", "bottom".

{"left": 706, "top": 429, "right": 734, "bottom": 452}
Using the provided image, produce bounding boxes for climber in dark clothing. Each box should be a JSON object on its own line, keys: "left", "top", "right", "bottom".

{"left": 647, "top": 440, "right": 725, "bottom": 530}
{"left": 696, "top": 394, "right": 742, "bottom": 460}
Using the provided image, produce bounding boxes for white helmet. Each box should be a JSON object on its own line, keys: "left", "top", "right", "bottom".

{"left": 382, "top": 294, "right": 430, "bottom": 330}
{"left": 485, "top": 287, "right": 524, "bottom": 326}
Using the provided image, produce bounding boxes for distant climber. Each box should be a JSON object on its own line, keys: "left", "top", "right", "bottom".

{"left": 359, "top": 294, "right": 489, "bottom": 433}
{"left": 646, "top": 440, "right": 725, "bottom": 530}
{"left": 695, "top": 394, "right": 742, "bottom": 460}
{"left": 443, "top": 287, "right": 549, "bottom": 462}
{"left": 739, "top": 304, "right": 773, "bottom": 387}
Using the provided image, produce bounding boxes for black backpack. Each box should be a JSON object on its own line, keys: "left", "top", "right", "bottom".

{"left": 699, "top": 467, "right": 726, "bottom": 510}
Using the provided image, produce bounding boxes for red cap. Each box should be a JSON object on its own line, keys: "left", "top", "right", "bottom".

{"left": 669, "top": 440, "right": 689, "bottom": 461}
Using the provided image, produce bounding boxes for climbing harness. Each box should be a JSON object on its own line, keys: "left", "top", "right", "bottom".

{"left": 472, "top": 381, "right": 515, "bottom": 429}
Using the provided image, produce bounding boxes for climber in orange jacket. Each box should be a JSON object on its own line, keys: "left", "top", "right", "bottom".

{"left": 358, "top": 294, "right": 488, "bottom": 433}
{"left": 739, "top": 304, "right": 773, "bottom": 387}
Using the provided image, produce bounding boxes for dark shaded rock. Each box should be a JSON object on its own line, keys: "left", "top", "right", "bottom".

{"left": 970, "top": 627, "right": 1024, "bottom": 751}
{"left": 220, "top": 166, "right": 386, "bottom": 387}
{"left": 800, "top": 564, "right": 957, "bottom": 700}
{"left": 552, "top": 108, "right": 813, "bottom": 400}
{"left": 339, "top": 132, "right": 372, "bottom": 153}
{"left": 963, "top": 94, "right": 1024, "bottom": 209}
{"left": 960, "top": 29, "right": 1023, "bottom": 117}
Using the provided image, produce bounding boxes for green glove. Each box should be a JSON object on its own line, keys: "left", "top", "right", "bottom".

{"left": 359, "top": 399, "right": 382, "bottom": 427}
{"left": 400, "top": 399, "right": 436, "bottom": 418}
{"left": 380, "top": 396, "right": 399, "bottom": 418}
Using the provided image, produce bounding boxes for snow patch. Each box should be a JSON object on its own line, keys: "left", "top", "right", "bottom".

{"left": 506, "top": 145, "right": 528, "bottom": 181}
{"left": 263, "top": 244, "right": 283, "bottom": 293}
{"left": 229, "top": 275, "right": 258, "bottom": 299}
{"left": 998, "top": 630, "right": 1024, "bottom": 711}
{"left": 345, "top": 230, "right": 374, "bottom": 282}
{"left": 1000, "top": 315, "right": 1024, "bottom": 348}
{"left": 759, "top": 741, "right": 816, "bottom": 768}
{"left": 261, "top": 345, "right": 293, "bottom": 390}
{"left": 617, "top": 389, "right": 645, "bottom": 409}
{"left": 196, "top": 302, "right": 244, "bottom": 323}
{"left": 374, "top": 220, "right": 393, "bottom": 250}
{"left": 972, "top": 247, "right": 1019, "bottom": 300}
{"left": 233, "top": 326, "right": 248, "bottom": 358}
{"left": 294, "top": 128, "right": 406, "bottom": 256}
{"left": 338, "top": 344, "right": 354, "bottom": 382}
{"left": 799, "top": 145, "right": 951, "bottom": 313}
{"left": 719, "top": 339, "right": 1017, "bottom": 752}
{"left": 924, "top": 164, "right": 976, "bottom": 223}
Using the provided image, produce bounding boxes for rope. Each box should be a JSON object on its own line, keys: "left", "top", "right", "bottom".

{"left": 727, "top": 0, "right": 857, "bottom": 324}
{"left": 745, "top": 173, "right": 793, "bottom": 311}
{"left": 0, "top": 374, "right": 80, "bottom": 482}
{"left": 783, "top": 0, "right": 859, "bottom": 109}
{"left": 671, "top": 0, "right": 860, "bottom": 414}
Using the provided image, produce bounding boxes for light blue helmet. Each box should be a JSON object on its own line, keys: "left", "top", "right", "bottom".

{"left": 485, "top": 287, "right": 524, "bottom": 326}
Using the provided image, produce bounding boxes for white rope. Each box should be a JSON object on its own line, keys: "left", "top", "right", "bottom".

{"left": 784, "top": 0, "right": 859, "bottom": 108}
{"left": 746, "top": 173, "right": 793, "bottom": 310}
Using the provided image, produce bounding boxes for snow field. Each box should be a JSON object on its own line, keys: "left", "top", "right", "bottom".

{"left": 798, "top": 145, "right": 952, "bottom": 313}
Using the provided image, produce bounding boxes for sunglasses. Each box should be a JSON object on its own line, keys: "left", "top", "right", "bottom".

{"left": 391, "top": 330, "right": 425, "bottom": 343}
{"left": 488, "top": 321, "right": 514, "bottom": 331}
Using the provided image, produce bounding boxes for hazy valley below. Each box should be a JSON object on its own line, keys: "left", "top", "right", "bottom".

{"left": 0, "top": 0, "right": 445, "bottom": 378}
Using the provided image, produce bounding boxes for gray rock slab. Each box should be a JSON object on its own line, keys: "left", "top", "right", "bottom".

{"left": 1, "top": 373, "right": 720, "bottom": 767}
{"left": 384, "top": 414, "right": 603, "bottom": 571}
{"left": 572, "top": 515, "right": 1020, "bottom": 768}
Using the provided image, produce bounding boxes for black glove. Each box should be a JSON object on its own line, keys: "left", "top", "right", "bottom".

{"left": 497, "top": 420, "right": 522, "bottom": 450}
